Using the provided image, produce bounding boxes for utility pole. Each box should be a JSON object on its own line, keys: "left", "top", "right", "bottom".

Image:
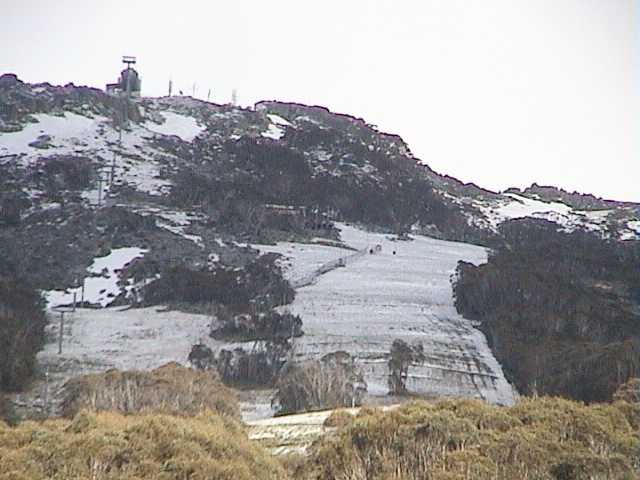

{"left": 110, "top": 151, "right": 117, "bottom": 184}
{"left": 97, "top": 175, "right": 103, "bottom": 207}
{"left": 119, "top": 56, "right": 136, "bottom": 144}
{"left": 96, "top": 170, "right": 109, "bottom": 207}
{"left": 57, "top": 311, "right": 65, "bottom": 355}
{"left": 43, "top": 367, "right": 49, "bottom": 416}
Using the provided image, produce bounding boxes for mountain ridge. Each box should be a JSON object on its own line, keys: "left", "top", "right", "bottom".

{"left": 1, "top": 73, "right": 638, "bottom": 418}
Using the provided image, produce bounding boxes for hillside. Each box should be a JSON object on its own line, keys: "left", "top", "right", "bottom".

{"left": 1, "top": 73, "right": 639, "bottom": 419}
{"left": 454, "top": 218, "right": 640, "bottom": 402}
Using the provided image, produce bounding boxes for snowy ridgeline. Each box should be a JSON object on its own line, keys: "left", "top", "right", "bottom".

{"left": 472, "top": 193, "right": 640, "bottom": 239}
{"left": 1, "top": 107, "right": 636, "bottom": 240}
{"left": 254, "top": 224, "right": 517, "bottom": 406}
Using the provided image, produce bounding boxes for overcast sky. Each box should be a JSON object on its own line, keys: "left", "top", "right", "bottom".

{"left": 2, "top": 0, "right": 638, "bottom": 201}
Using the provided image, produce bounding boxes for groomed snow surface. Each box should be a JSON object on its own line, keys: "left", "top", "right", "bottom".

{"left": 254, "top": 224, "right": 517, "bottom": 406}
{"left": 15, "top": 307, "right": 211, "bottom": 416}
{"left": 26, "top": 223, "right": 517, "bottom": 420}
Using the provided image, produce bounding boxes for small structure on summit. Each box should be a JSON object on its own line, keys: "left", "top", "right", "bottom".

{"left": 106, "top": 56, "right": 141, "bottom": 97}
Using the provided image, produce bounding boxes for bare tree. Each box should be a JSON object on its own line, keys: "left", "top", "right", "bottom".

{"left": 273, "top": 352, "right": 366, "bottom": 414}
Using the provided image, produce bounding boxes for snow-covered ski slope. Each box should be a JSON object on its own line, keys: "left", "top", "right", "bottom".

{"left": 15, "top": 307, "right": 211, "bottom": 416}
{"left": 255, "top": 224, "right": 517, "bottom": 406}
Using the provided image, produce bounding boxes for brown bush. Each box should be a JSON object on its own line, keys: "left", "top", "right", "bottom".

{"left": 613, "top": 377, "right": 640, "bottom": 403}
{"left": 0, "top": 410, "right": 285, "bottom": 480}
{"left": 60, "top": 362, "right": 240, "bottom": 419}
{"left": 323, "top": 409, "right": 355, "bottom": 428}
{"left": 301, "top": 397, "right": 640, "bottom": 480}
{"left": 274, "top": 352, "right": 366, "bottom": 415}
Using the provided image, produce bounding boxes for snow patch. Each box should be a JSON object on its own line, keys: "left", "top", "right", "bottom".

{"left": 621, "top": 220, "right": 640, "bottom": 241}
{"left": 267, "top": 113, "right": 292, "bottom": 127}
{"left": 133, "top": 207, "right": 204, "bottom": 247}
{"left": 0, "top": 112, "right": 106, "bottom": 158}
{"left": 474, "top": 193, "right": 619, "bottom": 236}
{"left": 144, "top": 111, "right": 205, "bottom": 142}
{"left": 496, "top": 193, "right": 572, "bottom": 221}
{"left": 45, "top": 247, "right": 147, "bottom": 308}
{"left": 261, "top": 123, "right": 285, "bottom": 140}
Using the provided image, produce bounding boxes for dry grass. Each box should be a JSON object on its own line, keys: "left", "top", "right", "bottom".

{"left": 60, "top": 362, "right": 240, "bottom": 419}
{"left": 323, "top": 409, "right": 355, "bottom": 428}
{"left": 0, "top": 410, "right": 285, "bottom": 480}
{"left": 302, "top": 397, "right": 640, "bottom": 480}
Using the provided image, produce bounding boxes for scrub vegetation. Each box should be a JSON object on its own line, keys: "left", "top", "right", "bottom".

{"left": 299, "top": 396, "right": 640, "bottom": 480}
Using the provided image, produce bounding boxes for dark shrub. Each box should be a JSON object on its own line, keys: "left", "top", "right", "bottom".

{"left": 0, "top": 277, "right": 47, "bottom": 392}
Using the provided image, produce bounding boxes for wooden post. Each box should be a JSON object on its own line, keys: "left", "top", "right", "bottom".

{"left": 72, "top": 291, "right": 77, "bottom": 312}
{"left": 58, "top": 311, "right": 65, "bottom": 355}
{"left": 43, "top": 367, "right": 49, "bottom": 416}
{"left": 111, "top": 152, "right": 117, "bottom": 184}
{"left": 81, "top": 278, "right": 85, "bottom": 304}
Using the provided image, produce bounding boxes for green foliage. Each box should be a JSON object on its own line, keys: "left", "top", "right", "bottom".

{"left": 211, "top": 309, "right": 302, "bottom": 342}
{"left": 143, "top": 254, "right": 294, "bottom": 313}
{"left": 302, "top": 398, "right": 640, "bottom": 480}
{"left": 0, "top": 410, "right": 285, "bottom": 480}
{"left": 60, "top": 363, "right": 240, "bottom": 420}
{"left": 170, "top": 122, "right": 489, "bottom": 243}
{"left": 0, "top": 277, "right": 47, "bottom": 392}
{"left": 35, "top": 155, "right": 94, "bottom": 192}
{"left": 388, "top": 339, "right": 426, "bottom": 395}
{"left": 0, "top": 395, "right": 20, "bottom": 426}
{"left": 208, "top": 341, "right": 291, "bottom": 387}
{"left": 454, "top": 218, "right": 640, "bottom": 402}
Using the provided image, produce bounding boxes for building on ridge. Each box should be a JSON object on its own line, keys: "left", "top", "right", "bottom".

{"left": 106, "top": 56, "right": 141, "bottom": 97}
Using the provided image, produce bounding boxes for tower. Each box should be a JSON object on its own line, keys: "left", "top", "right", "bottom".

{"left": 106, "top": 56, "right": 141, "bottom": 98}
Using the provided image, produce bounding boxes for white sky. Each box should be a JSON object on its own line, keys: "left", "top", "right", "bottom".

{"left": 2, "top": 0, "right": 638, "bottom": 201}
